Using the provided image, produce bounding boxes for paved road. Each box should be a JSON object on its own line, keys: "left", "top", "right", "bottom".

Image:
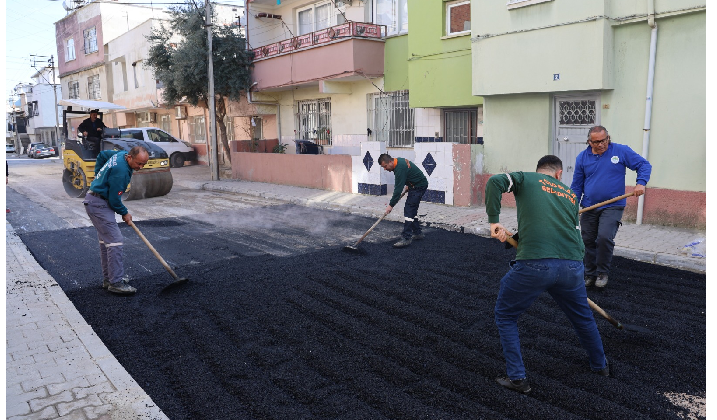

{"left": 5, "top": 159, "right": 705, "bottom": 419}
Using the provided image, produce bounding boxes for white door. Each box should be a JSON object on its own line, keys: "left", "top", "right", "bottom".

{"left": 554, "top": 94, "right": 600, "bottom": 188}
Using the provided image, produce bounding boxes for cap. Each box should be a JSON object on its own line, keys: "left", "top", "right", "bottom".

{"left": 90, "top": 109, "right": 99, "bottom": 114}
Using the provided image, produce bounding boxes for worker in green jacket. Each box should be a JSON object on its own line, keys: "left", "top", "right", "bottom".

{"left": 83, "top": 146, "right": 149, "bottom": 295}
{"left": 378, "top": 153, "right": 429, "bottom": 248}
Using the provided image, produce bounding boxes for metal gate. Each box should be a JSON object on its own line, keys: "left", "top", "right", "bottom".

{"left": 554, "top": 94, "right": 600, "bottom": 188}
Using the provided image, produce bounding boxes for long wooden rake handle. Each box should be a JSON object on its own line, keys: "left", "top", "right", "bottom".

{"left": 129, "top": 222, "right": 181, "bottom": 280}
{"left": 579, "top": 192, "right": 636, "bottom": 214}
{"left": 502, "top": 228, "right": 624, "bottom": 329}
{"left": 351, "top": 190, "right": 408, "bottom": 247}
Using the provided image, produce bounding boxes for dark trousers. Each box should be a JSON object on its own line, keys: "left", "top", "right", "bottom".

{"left": 494, "top": 259, "right": 606, "bottom": 379}
{"left": 402, "top": 187, "right": 427, "bottom": 239}
{"left": 580, "top": 207, "right": 624, "bottom": 276}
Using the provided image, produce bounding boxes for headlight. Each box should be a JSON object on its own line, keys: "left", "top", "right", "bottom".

{"left": 160, "top": 161, "right": 168, "bottom": 166}
{"left": 182, "top": 141, "right": 192, "bottom": 148}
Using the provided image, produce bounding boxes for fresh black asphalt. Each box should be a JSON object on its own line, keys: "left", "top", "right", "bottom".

{"left": 16, "top": 204, "right": 705, "bottom": 420}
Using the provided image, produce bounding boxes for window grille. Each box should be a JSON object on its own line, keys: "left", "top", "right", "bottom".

{"left": 295, "top": 98, "right": 332, "bottom": 146}
{"left": 444, "top": 109, "right": 480, "bottom": 144}
{"left": 83, "top": 27, "right": 98, "bottom": 54}
{"left": 160, "top": 115, "right": 171, "bottom": 133}
{"left": 87, "top": 75, "right": 101, "bottom": 100}
{"left": 190, "top": 115, "right": 206, "bottom": 143}
{"left": 224, "top": 116, "right": 235, "bottom": 141}
{"left": 69, "top": 81, "right": 79, "bottom": 99}
{"left": 558, "top": 100, "right": 596, "bottom": 126}
{"left": 367, "top": 90, "right": 414, "bottom": 148}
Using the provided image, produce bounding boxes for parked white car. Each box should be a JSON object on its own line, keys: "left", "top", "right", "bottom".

{"left": 118, "top": 128, "right": 196, "bottom": 168}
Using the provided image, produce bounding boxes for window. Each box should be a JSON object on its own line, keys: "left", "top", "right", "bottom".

{"left": 190, "top": 115, "right": 206, "bottom": 143}
{"left": 65, "top": 39, "right": 76, "bottom": 61}
{"left": 160, "top": 115, "right": 171, "bottom": 133}
{"left": 297, "top": 2, "right": 333, "bottom": 35}
{"left": 120, "top": 129, "right": 144, "bottom": 140}
{"left": 224, "top": 116, "right": 235, "bottom": 141}
{"left": 296, "top": 99, "right": 332, "bottom": 146}
{"left": 68, "top": 81, "right": 79, "bottom": 99}
{"left": 32, "top": 102, "right": 39, "bottom": 116}
{"left": 87, "top": 75, "right": 101, "bottom": 99}
{"left": 83, "top": 27, "right": 98, "bottom": 54}
{"left": 375, "top": 0, "right": 408, "bottom": 36}
{"left": 444, "top": 108, "right": 481, "bottom": 144}
{"left": 446, "top": 0, "right": 470, "bottom": 35}
{"left": 367, "top": 90, "right": 414, "bottom": 147}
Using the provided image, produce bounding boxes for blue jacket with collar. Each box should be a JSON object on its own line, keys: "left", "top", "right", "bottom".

{"left": 570, "top": 142, "right": 652, "bottom": 209}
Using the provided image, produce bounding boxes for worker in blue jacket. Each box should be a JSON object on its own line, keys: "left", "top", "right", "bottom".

{"left": 83, "top": 146, "right": 149, "bottom": 295}
{"left": 571, "top": 126, "right": 652, "bottom": 288}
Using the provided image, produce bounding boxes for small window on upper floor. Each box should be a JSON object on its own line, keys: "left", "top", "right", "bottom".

{"left": 507, "top": 0, "right": 553, "bottom": 10}
{"left": 375, "top": 0, "right": 408, "bottom": 37}
{"left": 446, "top": 0, "right": 470, "bottom": 36}
{"left": 65, "top": 39, "right": 76, "bottom": 62}
{"left": 83, "top": 27, "right": 98, "bottom": 54}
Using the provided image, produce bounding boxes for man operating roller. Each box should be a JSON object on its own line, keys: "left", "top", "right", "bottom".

{"left": 84, "top": 145, "right": 149, "bottom": 295}
{"left": 378, "top": 153, "right": 429, "bottom": 248}
{"left": 485, "top": 155, "right": 609, "bottom": 394}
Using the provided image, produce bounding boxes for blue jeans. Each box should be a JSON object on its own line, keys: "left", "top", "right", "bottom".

{"left": 494, "top": 259, "right": 606, "bottom": 380}
{"left": 402, "top": 187, "right": 427, "bottom": 239}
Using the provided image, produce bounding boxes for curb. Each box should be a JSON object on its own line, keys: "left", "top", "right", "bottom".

{"left": 187, "top": 182, "right": 706, "bottom": 274}
{"left": 6, "top": 222, "right": 169, "bottom": 420}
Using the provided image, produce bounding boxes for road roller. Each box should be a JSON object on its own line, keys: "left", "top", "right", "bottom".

{"left": 60, "top": 102, "right": 173, "bottom": 200}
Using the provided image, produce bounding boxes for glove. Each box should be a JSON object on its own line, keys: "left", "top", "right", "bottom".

{"left": 504, "top": 231, "right": 519, "bottom": 249}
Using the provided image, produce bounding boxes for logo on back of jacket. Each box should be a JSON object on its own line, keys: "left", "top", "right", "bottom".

{"left": 96, "top": 154, "right": 119, "bottom": 179}
{"left": 611, "top": 156, "right": 620, "bottom": 164}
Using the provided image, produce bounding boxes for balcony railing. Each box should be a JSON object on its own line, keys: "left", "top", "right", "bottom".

{"left": 252, "top": 22, "right": 386, "bottom": 60}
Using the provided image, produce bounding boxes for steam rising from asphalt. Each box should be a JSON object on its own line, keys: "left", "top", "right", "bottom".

{"left": 188, "top": 205, "right": 360, "bottom": 236}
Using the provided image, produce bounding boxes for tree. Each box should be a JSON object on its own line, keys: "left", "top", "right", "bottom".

{"left": 146, "top": 2, "right": 253, "bottom": 164}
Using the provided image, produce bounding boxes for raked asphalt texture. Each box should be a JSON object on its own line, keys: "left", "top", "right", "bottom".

{"left": 6, "top": 172, "right": 706, "bottom": 419}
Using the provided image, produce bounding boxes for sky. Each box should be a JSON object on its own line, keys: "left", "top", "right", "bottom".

{"left": 5, "top": 0, "right": 69, "bottom": 100}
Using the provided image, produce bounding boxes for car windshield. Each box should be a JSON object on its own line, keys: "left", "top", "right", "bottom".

{"left": 147, "top": 129, "right": 172, "bottom": 142}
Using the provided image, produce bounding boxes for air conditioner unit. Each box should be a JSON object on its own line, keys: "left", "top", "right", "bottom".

{"left": 175, "top": 106, "right": 187, "bottom": 120}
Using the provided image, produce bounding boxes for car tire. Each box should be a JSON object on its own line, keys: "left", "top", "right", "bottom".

{"left": 170, "top": 153, "right": 185, "bottom": 168}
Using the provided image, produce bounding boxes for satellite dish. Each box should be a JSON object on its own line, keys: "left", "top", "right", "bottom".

{"left": 62, "top": 0, "right": 72, "bottom": 10}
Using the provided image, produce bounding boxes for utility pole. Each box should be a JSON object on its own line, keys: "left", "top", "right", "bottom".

{"left": 206, "top": 0, "right": 219, "bottom": 181}
{"left": 49, "top": 55, "right": 61, "bottom": 154}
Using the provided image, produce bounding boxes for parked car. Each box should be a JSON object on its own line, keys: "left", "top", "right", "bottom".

{"left": 32, "top": 145, "right": 55, "bottom": 159}
{"left": 116, "top": 128, "right": 196, "bottom": 168}
{"left": 6, "top": 144, "right": 15, "bottom": 153}
{"left": 26, "top": 142, "right": 45, "bottom": 158}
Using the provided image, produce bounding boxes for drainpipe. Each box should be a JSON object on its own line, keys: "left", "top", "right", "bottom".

{"left": 636, "top": 0, "right": 657, "bottom": 225}
{"left": 247, "top": 82, "right": 282, "bottom": 147}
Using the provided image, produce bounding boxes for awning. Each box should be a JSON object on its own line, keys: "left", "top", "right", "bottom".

{"left": 58, "top": 99, "right": 127, "bottom": 111}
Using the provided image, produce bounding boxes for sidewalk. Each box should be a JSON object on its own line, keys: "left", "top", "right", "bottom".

{"left": 6, "top": 221, "right": 168, "bottom": 420}
{"left": 173, "top": 170, "right": 706, "bottom": 274}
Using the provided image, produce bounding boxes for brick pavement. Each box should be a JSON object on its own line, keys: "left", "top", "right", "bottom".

{"left": 6, "top": 221, "right": 168, "bottom": 420}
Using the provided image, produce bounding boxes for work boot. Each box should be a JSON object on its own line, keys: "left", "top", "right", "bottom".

{"left": 594, "top": 359, "right": 611, "bottom": 377}
{"left": 496, "top": 376, "right": 531, "bottom": 394}
{"left": 393, "top": 237, "right": 413, "bottom": 248}
{"left": 412, "top": 232, "right": 425, "bottom": 240}
{"left": 584, "top": 275, "right": 596, "bottom": 287}
{"left": 595, "top": 274, "right": 609, "bottom": 288}
{"left": 107, "top": 279, "right": 137, "bottom": 295}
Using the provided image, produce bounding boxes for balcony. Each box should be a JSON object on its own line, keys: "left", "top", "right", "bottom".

{"left": 251, "top": 22, "right": 386, "bottom": 91}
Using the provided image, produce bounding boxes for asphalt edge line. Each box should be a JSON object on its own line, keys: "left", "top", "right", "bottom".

{"left": 6, "top": 221, "right": 170, "bottom": 420}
